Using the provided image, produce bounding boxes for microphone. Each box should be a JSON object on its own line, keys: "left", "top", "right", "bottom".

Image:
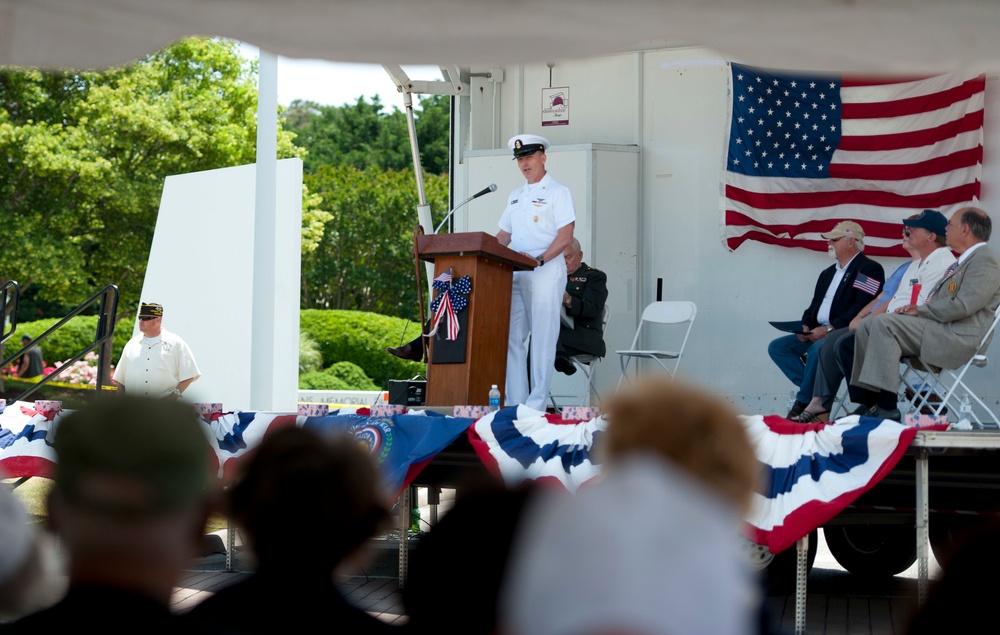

{"left": 434, "top": 183, "right": 497, "bottom": 234}
{"left": 471, "top": 183, "right": 497, "bottom": 199}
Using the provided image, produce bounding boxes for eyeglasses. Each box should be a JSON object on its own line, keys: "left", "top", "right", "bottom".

{"left": 902, "top": 228, "right": 912, "bottom": 237}
{"left": 138, "top": 316, "right": 158, "bottom": 322}
{"left": 828, "top": 236, "right": 844, "bottom": 243}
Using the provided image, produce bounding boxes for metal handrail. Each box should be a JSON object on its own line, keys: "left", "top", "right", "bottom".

{"left": 1, "top": 285, "right": 119, "bottom": 405}
{"left": 1, "top": 280, "right": 19, "bottom": 344}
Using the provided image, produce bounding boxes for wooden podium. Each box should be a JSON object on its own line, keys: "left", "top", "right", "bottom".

{"left": 416, "top": 232, "right": 537, "bottom": 406}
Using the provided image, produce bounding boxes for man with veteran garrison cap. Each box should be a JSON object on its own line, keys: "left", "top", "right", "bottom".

{"left": 114, "top": 302, "right": 200, "bottom": 399}
{"left": 9, "top": 396, "right": 213, "bottom": 630}
{"left": 496, "top": 133, "right": 576, "bottom": 410}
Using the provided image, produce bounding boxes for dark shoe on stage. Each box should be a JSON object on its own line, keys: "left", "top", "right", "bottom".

{"left": 869, "top": 406, "right": 902, "bottom": 422}
{"left": 852, "top": 404, "right": 875, "bottom": 416}
{"left": 786, "top": 400, "right": 808, "bottom": 419}
{"left": 791, "top": 409, "right": 830, "bottom": 423}
{"left": 386, "top": 343, "right": 423, "bottom": 362}
{"left": 554, "top": 356, "right": 577, "bottom": 375}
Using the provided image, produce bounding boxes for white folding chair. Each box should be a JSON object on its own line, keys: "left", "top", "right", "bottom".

{"left": 616, "top": 301, "right": 697, "bottom": 390}
{"left": 898, "top": 305, "right": 1000, "bottom": 428}
{"left": 549, "top": 305, "right": 611, "bottom": 409}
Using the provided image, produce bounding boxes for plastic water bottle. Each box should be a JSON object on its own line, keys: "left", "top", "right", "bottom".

{"left": 489, "top": 384, "right": 501, "bottom": 412}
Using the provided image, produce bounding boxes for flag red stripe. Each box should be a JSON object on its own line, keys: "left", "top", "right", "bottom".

{"left": 724, "top": 210, "right": 909, "bottom": 241}
{"left": 840, "top": 75, "right": 934, "bottom": 88}
{"left": 725, "top": 182, "right": 980, "bottom": 210}
{"left": 837, "top": 110, "right": 984, "bottom": 151}
{"left": 725, "top": 231, "right": 910, "bottom": 258}
{"left": 841, "top": 78, "right": 985, "bottom": 119}
{"left": 829, "top": 146, "right": 983, "bottom": 180}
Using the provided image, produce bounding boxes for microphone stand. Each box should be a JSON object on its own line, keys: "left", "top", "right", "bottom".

{"left": 434, "top": 184, "right": 496, "bottom": 234}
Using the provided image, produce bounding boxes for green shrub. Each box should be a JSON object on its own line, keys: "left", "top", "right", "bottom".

{"left": 299, "top": 331, "right": 323, "bottom": 373}
{"left": 299, "top": 370, "right": 351, "bottom": 391}
{"left": 300, "top": 310, "right": 425, "bottom": 384}
{"left": 299, "top": 361, "right": 379, "bottom": 391}
{"left": 8, "top": 315, "right": 135, "bottom": 367}
{"left": 15, "top": 309, "right": 426, "bottom": 389}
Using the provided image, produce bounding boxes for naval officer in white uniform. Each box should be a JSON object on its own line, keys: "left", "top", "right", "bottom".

{"left": 496, "top": 134, "right": 575, "bottom": 410}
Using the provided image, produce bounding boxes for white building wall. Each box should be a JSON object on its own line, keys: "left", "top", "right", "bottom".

{"left": 454, "top": 47, "right": 1000, "bottom": 414}
{"left": 136, "top": 159, "right": 303, "bottom": 411}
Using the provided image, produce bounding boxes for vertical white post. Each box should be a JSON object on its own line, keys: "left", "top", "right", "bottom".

{"left": 250, "top": 50, "right": 279, "bottom": 410}
{"left": 916, "top": 448, "right": 930, "bottom": 604}
{"left": 794, "top": 534, "right": 808, "bottom": 634}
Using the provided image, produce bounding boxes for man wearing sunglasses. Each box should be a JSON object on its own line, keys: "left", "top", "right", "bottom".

{"left": 851, "top": 208, "right": 1000, "bottom": 419}
{"left": 113, "top": 302, "right": 200, "bottom": 398}
{"left": 792, "top": 210, "right": 954, "bottom": 422}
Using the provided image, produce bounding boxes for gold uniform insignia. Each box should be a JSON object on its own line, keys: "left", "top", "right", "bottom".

{"left": 949, "top": 280, "right": 958, "bottom": 294}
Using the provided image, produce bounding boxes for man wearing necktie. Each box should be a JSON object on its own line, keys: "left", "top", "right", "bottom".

{"left": 850, "top": 208, "right": 1000, "bottom": 420}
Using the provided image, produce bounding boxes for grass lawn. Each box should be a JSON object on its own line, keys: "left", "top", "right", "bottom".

{"left": 7, "top": 477, "right": 229, "bottom": 533}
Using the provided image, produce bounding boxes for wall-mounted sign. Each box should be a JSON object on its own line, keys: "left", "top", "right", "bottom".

{"left": 542, "top": 86, "right": 569, "bottom": 127}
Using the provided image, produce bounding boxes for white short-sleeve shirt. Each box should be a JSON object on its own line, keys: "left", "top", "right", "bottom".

{"left": 113, "top": 328, "right": 201, "bottom": 398}
{"left": 498, "top": 173, "right": 575, "bottom": 257}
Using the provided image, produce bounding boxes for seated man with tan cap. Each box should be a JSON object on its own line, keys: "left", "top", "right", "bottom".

{"left": 767, "top": 221, "right": 884, "bottom": 419}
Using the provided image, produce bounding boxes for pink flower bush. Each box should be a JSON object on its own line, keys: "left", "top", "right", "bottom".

{"left": 47, "top": 352, "right": 113, "bottom": 387}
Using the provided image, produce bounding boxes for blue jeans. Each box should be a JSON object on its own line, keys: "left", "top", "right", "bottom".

{"left": 768, "top": 334, "right": 823, "bottom": 404}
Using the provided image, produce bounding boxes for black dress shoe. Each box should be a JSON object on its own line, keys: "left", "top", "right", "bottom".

{"left": 386, "top": 343, "right": 423, "bottom": 362}
{"left": 870, "top": 406, "right": 902, "bottom": 422}
{"left": 554, "top": 356, "right": 577, "bottom": 375}
{"left": 786, "top": 400, "right": 808, "bottom": 419}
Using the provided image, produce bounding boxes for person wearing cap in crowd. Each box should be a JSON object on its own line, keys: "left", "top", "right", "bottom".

{"left": 496, "top": 134, "right": 575, "bottom": 410}
{"left": 791, "top": 210, "right": 955, "bottom": 422}
{"left": 8, "top": 396, "right": 214, "bottom": 630}
{"left": 16, "top": 334, "right": 44, "bottom": 378}
{"left": 767, "top": 220, "right": 884, "bottom": 420}
{"left": 113, "top": 302, "right": 200, "bottom": 399}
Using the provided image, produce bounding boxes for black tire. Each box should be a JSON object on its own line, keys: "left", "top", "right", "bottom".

{"left": 929, "top": 516, "right": 981, "bottom": 568}
{"left": 825, "top": 524, "right": 917, "bottom": 577}
{"left": 749, "top": 530, "right": 818, "bottom": 595}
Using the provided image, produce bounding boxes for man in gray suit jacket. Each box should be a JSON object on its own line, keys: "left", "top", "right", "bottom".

{"left": 850, "top": 208, "right": 1000, "bottom": 420}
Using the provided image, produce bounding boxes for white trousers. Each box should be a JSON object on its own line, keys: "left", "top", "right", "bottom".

{"left": 505, "top": 257, "right": 567, "bottom": 410}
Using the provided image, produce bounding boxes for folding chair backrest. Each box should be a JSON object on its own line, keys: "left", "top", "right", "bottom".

{"left": 976, "top": 304, "right": 1000, "bottom": 355}
{"left": 627, "top": 301, "right": 697, "bottom": 352}
{"left": 641, "top": 301, "right": 697, "bottom": 325}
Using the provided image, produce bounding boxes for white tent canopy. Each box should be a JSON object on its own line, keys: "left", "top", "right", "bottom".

{"left": 2, "top": 0, "right": 1000, "bottom": 73}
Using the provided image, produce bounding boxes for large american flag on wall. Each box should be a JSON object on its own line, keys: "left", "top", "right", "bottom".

{"left": 722, "top": 62, "right": 985, "bottom": 256}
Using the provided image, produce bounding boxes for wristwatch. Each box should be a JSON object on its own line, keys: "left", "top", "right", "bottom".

{"left": 538, "top": 256, "right": 545, "bottom": 266}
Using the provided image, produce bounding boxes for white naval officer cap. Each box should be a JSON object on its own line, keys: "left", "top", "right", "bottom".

{"left": 508, "top": 134, "right": 550, "bottom": 158}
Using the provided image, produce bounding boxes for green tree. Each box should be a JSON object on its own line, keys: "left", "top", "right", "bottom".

{"left": 302, "top": 165, "right": 447, "bottom": 318}
{"left": 0, "top": 38, "right": 303, "bottom": 315}
{"left": 415, "top": 95, "right": 451, "bottom": 176}
{"left": 283, "top": 94, "right": 450, "bottom": 175}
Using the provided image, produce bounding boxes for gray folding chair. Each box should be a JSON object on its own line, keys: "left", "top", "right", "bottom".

{"left": 549, "top": 305, "right": 611, "bottom": 409}
{"left": 898, "top": 305, "right": 1000, "bottom": 427}
{"left": 616, "top": 301, "right": 697, "bottom": 390}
